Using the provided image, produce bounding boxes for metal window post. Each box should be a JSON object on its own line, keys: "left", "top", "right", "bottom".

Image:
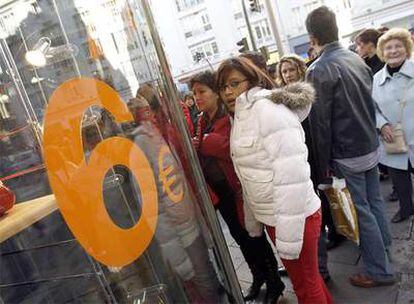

{"left": 241, "top": 0, "right": 257, "bottom": 51}
{"left": 263, "top": 0, "right": 285, "bottom": 57}
{"left": 140, "top": 1, "right": 244, "bottom": 303}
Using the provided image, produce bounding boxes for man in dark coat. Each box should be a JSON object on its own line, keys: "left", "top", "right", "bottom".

{"left": 305, "top": 6, "right": 395, "bottom": 288}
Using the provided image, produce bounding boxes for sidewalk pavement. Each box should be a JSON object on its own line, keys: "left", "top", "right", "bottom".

{"left": 222, "top": 179, "right": 414, "bottom": 303}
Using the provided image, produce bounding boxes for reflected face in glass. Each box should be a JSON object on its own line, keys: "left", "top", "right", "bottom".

{"left": 280, "top": 61, "right": 300, "bottom": 85}
{"left": 383, "top": 38, "right": 407, "bottom": 68}
{"left": 185, "top": 96, "right": 195, "bottom": 107}
{"left": 219, "top": 69, "right": 250, "bottom": 113}
{"left": 192, "top": 83, "right": 218, "bottom": 113}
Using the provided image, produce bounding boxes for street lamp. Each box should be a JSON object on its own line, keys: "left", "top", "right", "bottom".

{"left": 25, "top": 37, "right": 79, "bottom": 67}
{"left": 25, "top": 37, "right": 51, "bottom": 67}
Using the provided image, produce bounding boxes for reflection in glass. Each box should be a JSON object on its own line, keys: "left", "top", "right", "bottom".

{"left": 25, "top": 37, "right": 51, "bottom": 67}
{"left": 0, "top": 0, "right": 241, "bottom": 303}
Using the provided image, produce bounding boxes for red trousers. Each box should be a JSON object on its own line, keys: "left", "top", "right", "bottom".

{"left": 267, "top": 210, "right": 333, "bottom": 304}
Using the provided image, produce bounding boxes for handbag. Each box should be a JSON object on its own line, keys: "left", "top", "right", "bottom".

{"left": 383, "top": 101, "right": 408, "bottom": 154}
{"left": 382, "top": 82, "right": 410, "bottom": 154}
{"left": 319, "top": 178, "right": 359, "bottom": 245}
{"left": 0, "top": 181, "right": 15, "bottom": 217}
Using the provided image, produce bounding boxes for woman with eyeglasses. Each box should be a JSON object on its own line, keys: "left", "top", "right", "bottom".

{"left": 217, "top": 57, "right": 333, "bottom": 304}
{"left": 189, "top": 70, "right": 285, "bottom": 303}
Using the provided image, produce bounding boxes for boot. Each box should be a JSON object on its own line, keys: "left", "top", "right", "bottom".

{"left": 239, "top": 241, "right": 265, "bottom": 301}
{"left": 261, "top": 240, "right": 285, "bottom": 304}
{"left": 263, "top": 256, "right": 285, "bottom": 304}
{"left": 264, "top": 281, "right": 285, "bottom": 304}
{"left": 239, "top": 235, "right": 267, "bottom": 301}
{"left": 240, "top": 234, "right": 284, "bottom": 302}
{"left": 243, "top": 263, "right": 265, "bottom": 301}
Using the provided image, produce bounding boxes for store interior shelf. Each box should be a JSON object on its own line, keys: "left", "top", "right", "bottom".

{"left": 0, "top": 195, "right": 57, "bottom": 244}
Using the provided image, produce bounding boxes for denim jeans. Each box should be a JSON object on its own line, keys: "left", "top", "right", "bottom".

{"left": 335, "top": 164, "right": 394, "bottom": 281}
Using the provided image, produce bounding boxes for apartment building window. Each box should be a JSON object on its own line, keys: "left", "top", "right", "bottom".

{"left": 175, "top": 0, "right": 205, "bottom": 12}
{"left": 31, "top": 2, "right": 41, "bottom": 14}
{"left": 201, "top": 13, "right": 209, "bottom": 24}
{"left": 234, "top": 12, "right": 243, "bottom": 19}
{"left": 103, "top": 0, "right": 117, "bottom": 9}
{"left": 111, "top": 33, "right": 119, "bottom": 53}
{"left": 264, "top": 21, "right": 271, "bottom": 36}
{"left": 181, "top": 10, "right": 212, "bottom": 39}
{"left": 255, "top": 26, "right": 262, "bottom": 39}
{"left": 292, "top": 6, "right": 303, "bottom": 31}
{"left": 190, "top": 40, "right": 219, "bottom": 63}
{"left": 304, "top": 1, "right": 319, "bottom": 15}
{"left": 253, "top": 20, "right": 271, "bottom": 41}
{"left": 342, "top": 0, "right": 352, "bottom": 8}
{"left": 87, "top": 25, "right": 96, "bottom": 33}
{"left": 201, "top": 13, "right": 212, "bottom": 31}
{"left": 212, "top": 42, "right": 218, "bottom": 53}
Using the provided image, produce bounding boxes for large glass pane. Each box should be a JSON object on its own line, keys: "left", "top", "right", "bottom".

{"left": 0, "top": 0, "right": 242, "bottom": 302}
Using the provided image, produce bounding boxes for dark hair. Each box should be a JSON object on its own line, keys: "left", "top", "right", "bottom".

{"left": 216, "top": 57, "right": 275, "bottom": 91}
{"left": 267, "top": 63, "right": 277, "bottom": 76}
{"left": 189, "top": 70, "right": 216, "bottom": 91}
{"left": 355, "top": 28, "right": 382, "bottom": 46}
{"left": 239, "top": 51, "right": 267, "bottom": 71}
{"left": 183, "top": 91, "right": 194, "bottom": 100}
{"left": 348, "top": 43, "right": 357, "bottom": 53}
{"left": 377, "top": 26, "right": 389, "bottom": 34}
{"left": 305, "top": 6, "right": 338, "bottom": 45}
{"left": 137, "top": 83, "right": 160, "bottom": 111}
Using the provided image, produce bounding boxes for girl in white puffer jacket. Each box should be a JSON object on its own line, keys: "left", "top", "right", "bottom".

{"left": 216, "top": 57, "right": 333, "bottom": 304}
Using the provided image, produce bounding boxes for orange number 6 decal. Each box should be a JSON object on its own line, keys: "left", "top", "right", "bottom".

{"left": 43, "top": 78, "right": 158, "bottom": 267}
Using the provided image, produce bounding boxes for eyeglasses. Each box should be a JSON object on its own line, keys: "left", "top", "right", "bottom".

{"left": 219, "top": 79, "right": 248, "bottom": 92}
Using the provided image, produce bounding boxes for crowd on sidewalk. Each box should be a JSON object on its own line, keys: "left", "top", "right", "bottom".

{"left": 178, "top": 5, "right": 414, "bottom": 304}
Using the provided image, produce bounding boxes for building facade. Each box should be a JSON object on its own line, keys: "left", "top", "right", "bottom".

{"left": 149, "top": 0, "right": 278, "bottom": 84}
{"left": 351, "top": 0, "right": 414, "bottom": 32}
{"left": 149, "top": 0, "right": 414, "bottom": 84}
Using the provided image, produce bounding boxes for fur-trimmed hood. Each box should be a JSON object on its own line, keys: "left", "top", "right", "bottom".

{"left": 268, "top": 82, "right": 315, "bottom": 110}
{"left": 267, "top": 82, "right": 315, "bottom": 122}
{"left": 231, "top": 81, "right": 320, "bottom": 260}
{"left": 245, "top": 82, "right": 315, "bottom": 122}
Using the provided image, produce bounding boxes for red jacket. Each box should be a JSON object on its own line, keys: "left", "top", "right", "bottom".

{"left": 180, "top": 101, "right": 194, "bottom": 136}
{"left": 195, "top": 109, "right": 244, "bottom": 224}
{"left": 153, "top": 105, "right": 219, "bottom": 206}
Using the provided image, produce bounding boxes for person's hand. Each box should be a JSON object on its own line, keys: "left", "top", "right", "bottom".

{"left": 381, "top": 124, "right": 394, "bottom": 143}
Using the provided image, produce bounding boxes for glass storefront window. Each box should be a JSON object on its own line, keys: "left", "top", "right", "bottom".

{"left": 0, "top": 0, "right": 242, "bottom": 302}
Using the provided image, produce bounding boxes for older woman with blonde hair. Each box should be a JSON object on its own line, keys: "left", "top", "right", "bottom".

{"left": 373, "top": 28, "right": 414, "bottom": 223}
{"left": 276, "top": 54, "right": 307, "bottom": 86}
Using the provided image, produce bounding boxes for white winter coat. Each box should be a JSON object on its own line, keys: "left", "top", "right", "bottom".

{"left": 230, "top": 83, "right": 320, "bottom": 260}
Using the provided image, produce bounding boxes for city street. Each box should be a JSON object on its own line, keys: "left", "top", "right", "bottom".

{"left": 223, "top": 179, "right": 414, "bottom": 303}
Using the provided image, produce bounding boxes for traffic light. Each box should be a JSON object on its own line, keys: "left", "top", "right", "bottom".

{"left": 249, "top": 0, "right": 260, "bottom": 12}
{"left": 237, "top": 37, "right": 249, "bottom": 53}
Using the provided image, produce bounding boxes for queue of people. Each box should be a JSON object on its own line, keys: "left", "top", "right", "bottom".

{"left": 177, "top": 5, "right": 413, "bottom": 304}
{"left": 190, "top": 70, "right": 285, "bottom": 304}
